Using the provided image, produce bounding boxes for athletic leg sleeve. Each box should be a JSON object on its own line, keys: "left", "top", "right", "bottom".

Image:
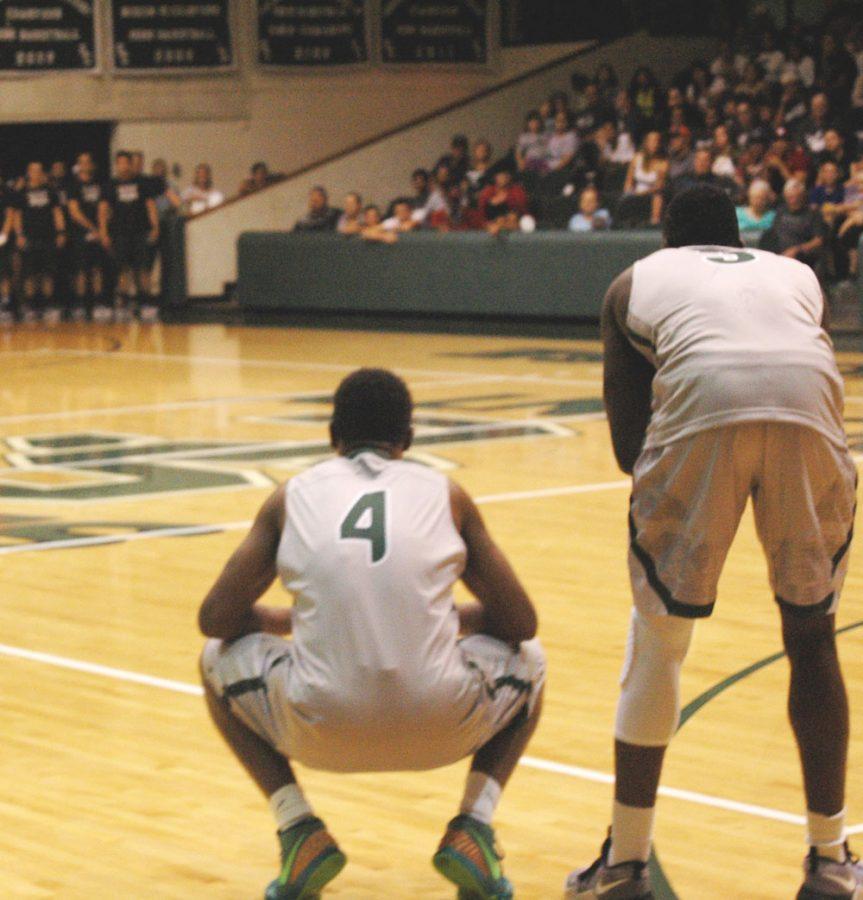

{"left": 614, "top": 608, "right": 695, "bottom": 747}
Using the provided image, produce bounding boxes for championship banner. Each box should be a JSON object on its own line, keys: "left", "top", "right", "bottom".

{"left": 111, "top": 1, "right": 233, "bottom": 71}
{"left": 257, "top": 1, "right": 367, "bottom": 67}
{"left": 0, "top": 1, "right": 97, "bottom": 71}
{"left": 381, "top": 0, "right": 486, "bottom": 64}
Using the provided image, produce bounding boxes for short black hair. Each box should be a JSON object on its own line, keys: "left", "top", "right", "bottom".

{"left": 330, "top": 369, "right": 413, "bottom": 449}
{"left": 663, "top": 185, "right": 742, "bottom": 248}
{"left": 115, "top": 150, "right": 131, "bottom": 162}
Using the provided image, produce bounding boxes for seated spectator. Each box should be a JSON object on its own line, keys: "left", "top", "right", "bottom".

{"left": 763, "top": 132, "right": 812, "bottom": 194}
{"left": 545, "top": 111, "right": 579, "bottom": 174}
{"left": 836, "top": 165, "right": 863, "bottom": 278}
{"left": 239, "top": 161, "right": 281, "bottom": 196}
{"left": 711, "top": 125, "right": 739, "bottom": 181}
{"left": 782, "top": 38, "right": 815, "bottom": 88}
{"left": 732, "top": 100, "right": 766, "bottom": 150}
{"left": 776, "top": 71, "right": 808, "bottom": 130}
{"left": 617, "top": 130, "right": 668, "bottom": 226}
{"left": 667, "top": 147, "right": 740, "bottom": 202}
{"left": 681, "top": 61, "right": 712, "bottom": 116}
{"left": 572, "top": 122, "right": 616, "bottom": 190}
{"left": 710, "top": 39, "right": 748, "bottom": 85}
{"left": 818, "top": 32, "right": 857, "bottom": 110}
{"left": 760, "top": 178, "right": 826, "bottom": 271}
{"left": 568, "top": 186, "right": 612, "bottom": 231}
{"left": 814, "top": 129, "right": 851, "bottom": 180}
{"left": 609, "top": 90, "right": 638, "bottom": 166}
{"left": 337, "top": 192, "right": 364, "bottom": 235}
{"left": 574, "top": 81, "right": 613, "bottom": 137}
{"left": 516, "top": 111, "right": 549, "bottom": 175}
{"left": 181, "top": 163, "right": 224, "bottom": 215}
{"left": 594, "top": 63, "right": 619, "bottom": 104}
{"left": 736, "top": 179, "right": 777, "bottom": 232}
{"left": 382, "top": 198, "right": 421, "bottom": 232}
{"left": 810, "top": 161, "right": 845, "bottom": 209}
{"left": 360, "top": 204, "right": 397, "bottom": 244}
{"left": 757, "top": 29, "right": 785, "bottom": 83}
{"left": 796, "top": 92, "right": 834, "bottom": 156}
{"left": 663, "top": 86, "right": 695, "bottom": 130}
{"left": 427, "top": 182, "right": 476, "bottom": 232}
{"left": 629, "top": 66, "right": 664, "bottom": 132}
{"left": 667, "top": 125, "right": 695, "bottom": 181}
{"left": 466, "top": 140, "right": 495, "bottom": 192}
{"left": 738, "top": 140, "right": 770, "bottom": 184}
{"left": 478, "top": 169, "right": 529, "bottom": 232}
{"left": 735, "top": 60, "right": 768, "bottom": 101}
{"left": 293, "top": 186, "right": 340, "bottom": 231}
{"left": 409, "top": 168, "right": 430, "bottom": 209}
{"left": 415, "top": 162, "right": 452, "bottom": 223}
{"left": 435, "top": 134, "right": 470, "bottom": 185}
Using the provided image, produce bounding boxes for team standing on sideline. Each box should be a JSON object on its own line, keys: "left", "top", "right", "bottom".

{"left": 0, "top": 150, "right": 182, "bottom": 326}
{"left": 197, "top": 185, "right": 861, "bottom": 899}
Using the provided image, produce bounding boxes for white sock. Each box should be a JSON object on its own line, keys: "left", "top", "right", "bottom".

{"left": 269, "top": 784, "right": 313, "bottom": 832}
{"left": 459, "top": 771, "right": 502, "bottom": 825}
{"left": 609, "top": 800, "right": 655, "bottom": 864}
{"left": 807, "top": 809, "right": 846, "bottom": 862}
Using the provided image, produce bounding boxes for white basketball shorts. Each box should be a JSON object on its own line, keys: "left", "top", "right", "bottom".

{"left": 201, "top": 631, "right": 545, "bottom": 772}
{"left": 628, "top": 422, "right": 856, "bottom": 618}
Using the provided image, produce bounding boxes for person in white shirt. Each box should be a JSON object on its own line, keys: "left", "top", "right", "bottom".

{"left": 181, "top": 163, "right": 224, "bottom": 216}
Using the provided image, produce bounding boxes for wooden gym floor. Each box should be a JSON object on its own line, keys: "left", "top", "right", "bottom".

{"left": 1, "top": 322, "right": 862, "bottom": 899}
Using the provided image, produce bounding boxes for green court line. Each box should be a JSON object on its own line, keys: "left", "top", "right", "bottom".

{"left": 648, "top": 618, "right": 863, "bottom": 899}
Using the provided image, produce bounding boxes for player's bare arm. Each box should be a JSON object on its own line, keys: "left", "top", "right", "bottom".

{"left": 68, "top": 198, "right": 97, "bottom": 235}
{"left": 601, "top": 267, "right": 655, "bottom": 474}
{"left": 198, "top": 485, "right": 292, "bottom": 640}
{"left": 449, "top": 480, "right": 537, "bottom": 645}
{"left": 97, "top": 198, "right": 111, "bottom": 248}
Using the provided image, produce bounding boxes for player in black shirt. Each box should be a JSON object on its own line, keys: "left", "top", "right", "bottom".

{"left": 99, "top": 151, "right": 159, "bottom": 322}
{"left": 67, "top": 152, "right": 108, "bottom": 321}
{"left": 14, "top": 161, "right": 66, "bottom": 323}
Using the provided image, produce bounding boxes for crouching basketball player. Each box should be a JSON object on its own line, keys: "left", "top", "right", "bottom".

{"left": 565, "top": 185, "right": 860, "bottom": 899}
{"left": 199, "top": 368, "right": 545, "bottom": 899}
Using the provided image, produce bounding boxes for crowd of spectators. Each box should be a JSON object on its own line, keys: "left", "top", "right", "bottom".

{"left": 290, "top": 6, "right": 863, "bottom": 286}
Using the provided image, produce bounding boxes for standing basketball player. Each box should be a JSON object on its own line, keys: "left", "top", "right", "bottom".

{"left": 199, "top": 369, "right": 545, "bottom": 900}
{"left": 99, "top": 151, "right": 159, "bottom": 322}
{"left": 566, "top": 185, "right": 860, "bottom": 900}
{"left": 14, "top": 162, "right": 66, "bottom": 324}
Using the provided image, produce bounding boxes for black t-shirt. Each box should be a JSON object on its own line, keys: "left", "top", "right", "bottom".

{"left": 106, "top": 176, "right": 153, "bottom": 235}
{"left": 769, "top": 207, "right": 827, "bottom": 252}
{"left": 69, "top": 178, "right": 106, "bottom": 234}
{"left": 16, "top": 185, "right": 61, "bottom": 242}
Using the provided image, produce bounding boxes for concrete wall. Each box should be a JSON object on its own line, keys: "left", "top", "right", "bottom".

{"left": 186, "top": 31, "right": 718, "bottom": 297}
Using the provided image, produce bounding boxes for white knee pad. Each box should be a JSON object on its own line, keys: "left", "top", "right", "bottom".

{"left": 615, "top": 608, "right": 695, "bottom": 747}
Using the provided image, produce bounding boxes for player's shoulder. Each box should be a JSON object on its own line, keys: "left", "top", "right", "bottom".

{"left": 287, "top": 455, "right": 346, "bottom": 491}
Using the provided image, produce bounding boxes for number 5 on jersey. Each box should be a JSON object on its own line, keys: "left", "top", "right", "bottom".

{"left": 340, "top": 491, "right": 387, "bottom": 563}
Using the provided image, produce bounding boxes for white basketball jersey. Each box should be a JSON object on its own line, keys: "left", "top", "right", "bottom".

{"left": 276, "top": 450, "right": 472, "bottom": 729}
{"left": 626, "top": 246, "right": 846, "bottom": 449}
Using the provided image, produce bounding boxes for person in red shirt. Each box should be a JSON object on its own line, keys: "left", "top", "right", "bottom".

{"left": 478, "top": 170, "right": 529, "bottom": 233}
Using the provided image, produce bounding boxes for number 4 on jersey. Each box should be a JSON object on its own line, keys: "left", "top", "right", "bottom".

{"left": 340, "top": 491, "right": 387, "bottom": 563}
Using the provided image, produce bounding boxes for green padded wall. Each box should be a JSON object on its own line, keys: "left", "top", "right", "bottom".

{"left": 236, "top": 230, "right": 760, "bottom": 318}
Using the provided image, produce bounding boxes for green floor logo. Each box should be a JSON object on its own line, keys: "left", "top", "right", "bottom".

{"left": 1, "top": 412, "right": 570, "bottom": 503}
